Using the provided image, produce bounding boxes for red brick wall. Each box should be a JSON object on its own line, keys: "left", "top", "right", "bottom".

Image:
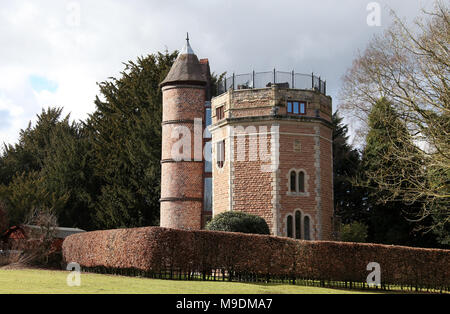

{"left": 278, "top": 122, "right": 319, "bottom": 239}
{"left": 211, "top": 127, "right": 230, "bottom": 216}
{"left": 211, "top": 87, "right": 333, "bottom": 240}
{"left": 161, "top": 85, "right": 205, "bottom": 230}
{"left": 232, "top": 126, "right": 274, "bottom": 230}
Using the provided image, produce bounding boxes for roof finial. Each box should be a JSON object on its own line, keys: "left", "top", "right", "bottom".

{"left": 179, "top": 33, "right": 195, "bottom": 55}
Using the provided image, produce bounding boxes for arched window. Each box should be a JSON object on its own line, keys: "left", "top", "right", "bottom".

{"left": 304, "top": 216, "right": 311, "bottom": 240}
{"left": 295, "top": 211, "right": 301, "bottom": 239}
{"left": 298, "top": 171, "right": 305, "bottom": 193}
{"left": 217, "top": 140, "right": 225, "bottom": 168}
{"left": 287, "top": 215, "right": 293, "bottom": 238}
{"left": 290, "top": 171, "right": 296, "bottom": 192}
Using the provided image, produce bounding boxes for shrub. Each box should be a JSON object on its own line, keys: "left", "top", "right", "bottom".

{"left": 340, "top": 221, "right": 368, "bottom": 243}
{"left": 63, "top": 227, "right": 450, "bottom": 291}
{"left": 205, "top": 211, "right": 270, "bottom": 235}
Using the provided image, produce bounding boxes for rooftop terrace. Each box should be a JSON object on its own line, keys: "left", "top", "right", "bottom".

{"left": 217, "top": 69, "right": 327, "bottom": 95}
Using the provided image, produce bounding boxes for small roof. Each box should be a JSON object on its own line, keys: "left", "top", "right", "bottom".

{"left": 23, "top": 225, "right": 86, "bottom": 239}
{"left": 160, "top": 34, "right": 206, "bottom": 87}
{"left": 180, "top": 33, "right": 195, "bottom": 55}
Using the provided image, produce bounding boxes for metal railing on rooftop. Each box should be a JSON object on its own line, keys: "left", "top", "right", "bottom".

{"left": 217, "top": 70, "right": 327, "bottom": 95}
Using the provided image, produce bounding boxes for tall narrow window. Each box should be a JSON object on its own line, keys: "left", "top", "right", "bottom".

{"left": 300, "top": 102, "right": 306, "bottom": 114}
{"left": 205, "top": 108, "right": 212, "bottom": 138}
{"left": 290, "top": 171, "right": 296, "bottom": 192}
{"left": 216, "top": 106, "right": 225, "bottom": 120}
{"left": 205, "top": 141, "right": 212, "bottom": 173}
{"left": 304, "top": 216, "right": 311, "bottom": 240}
{"left": 298, "top": 171, "right": 305, "bottom": 193}
{"left": 217, "top": 140, "right": 225, "bottom": 168}
{"left": 287, "top": 102, "right": 293, "bottom": 113}
{"left": 287, "top": 215, "right": 293, "bottom": 238}
{"left": 204, "top": 178, "right": 212, "bottom": 212}
{"left": 295, "top": 211, "right": 301, "bottom": 239}
{"left": 293, "top": 102, "right": 299, "bottom": 114}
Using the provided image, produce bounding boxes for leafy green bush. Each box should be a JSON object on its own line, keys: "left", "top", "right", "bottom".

{"left": 206, "top": 211, "right": 270, "bottom": 235}
{"left": 340, "top": 221, "right": 368, "bottom": 243}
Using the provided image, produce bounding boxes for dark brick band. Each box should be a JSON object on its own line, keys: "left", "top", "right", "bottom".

{"left": 161, "top": 159, "right": 204, "bottom": 164}
{"left": 160, "top": 197, "right": 203, "bottom": 203}
{"left": 162, "top": 119, "right": 199, "bottom": 126}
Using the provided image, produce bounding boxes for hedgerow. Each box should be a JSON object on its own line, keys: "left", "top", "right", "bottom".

{"left": 62, "top": 227, "right": 450, "bottom": 292}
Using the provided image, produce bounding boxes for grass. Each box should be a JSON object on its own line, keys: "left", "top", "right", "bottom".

{"left": 0, "top": 269, "right": 378, "bottom": 294}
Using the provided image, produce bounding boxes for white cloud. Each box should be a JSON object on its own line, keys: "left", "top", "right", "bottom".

{"left": 0, "top": 0, "right": 437, "bottom": 146}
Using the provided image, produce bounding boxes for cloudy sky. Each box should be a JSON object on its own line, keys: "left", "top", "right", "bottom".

{"left": 0, "top": 0, "right": 436, "bottom": 147}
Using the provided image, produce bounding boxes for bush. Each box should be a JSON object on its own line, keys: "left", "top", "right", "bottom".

{"left": 340, "top": 221, "right": 368, "bottom": 243}
{"left": 62, "top": 227, "right": 450, "bottom": 291}
{"left": 205, "top": 211, "right": 270, "bottom": 235}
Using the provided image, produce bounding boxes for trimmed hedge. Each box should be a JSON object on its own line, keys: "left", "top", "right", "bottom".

{"left": 205, "top": 212, "right": 270, "bottom": 235}
{"left": 62, "top": 227, "right": 450, "bottom": 291}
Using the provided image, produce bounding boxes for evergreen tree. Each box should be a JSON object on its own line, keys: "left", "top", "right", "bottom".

{"left": 361, "top": 98, "right": 439, "bottom": 247}
{"left": 0, "top": 108, "right": 65, "bottom": 186}
{"left": 86, "top": 51, "right": 178, "bottom": 229}
{"left": 332, "top": 112, "right": 366, "bottom": 224}
{"left": 0, "top": 107, "right": 97, "bottom": 229}
{"left": 40, "top": 122, "right": 99, "bottom": 230}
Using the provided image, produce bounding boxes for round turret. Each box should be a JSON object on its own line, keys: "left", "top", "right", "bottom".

{"left": 160, "top": 35, "right": 207, "bottom": 230}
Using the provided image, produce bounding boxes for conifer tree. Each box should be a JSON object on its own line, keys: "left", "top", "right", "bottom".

{"left": 360, "top": 98, "right": 440, "bottom": 247}
{"left": 332, "top": 112, "right": 366, "bottom": 224}
{"left": 87, "top": 51, "right": 178, "bottom": 229}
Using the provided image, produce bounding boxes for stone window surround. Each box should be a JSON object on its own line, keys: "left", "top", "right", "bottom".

{"left": 286, "top": 168, "right": 310, "bottom": 197}
{"left": 284, "top": 209, "right": 313, "bottom": 240}
{"left": 213, "top": 139, "right": 227, "bottom": 171}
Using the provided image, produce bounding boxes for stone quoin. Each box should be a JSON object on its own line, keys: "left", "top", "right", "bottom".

{"left": 160, "top": 35, "right": 334, "bottom": 240}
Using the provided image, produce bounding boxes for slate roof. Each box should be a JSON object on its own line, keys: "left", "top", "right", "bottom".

{"left": 160, "top": 36, "right": 206, "bottom": 87}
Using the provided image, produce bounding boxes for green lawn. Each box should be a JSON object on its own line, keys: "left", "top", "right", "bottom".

{"left": 0, "top": 269, "right": 375, "bottom": 294}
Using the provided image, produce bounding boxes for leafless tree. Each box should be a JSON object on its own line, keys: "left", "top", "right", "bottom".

{"left": 339, "top": 1, "right": 449, "bottom": 234}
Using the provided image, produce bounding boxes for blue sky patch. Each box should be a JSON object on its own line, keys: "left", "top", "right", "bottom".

{"left": 29, "top": 75, "right": 58, "bottom": 93}
{"left": 0, "top": 110, "right": 11, "bottom": 130}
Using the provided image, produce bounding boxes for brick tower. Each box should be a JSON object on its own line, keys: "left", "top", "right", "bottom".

{"left": 159, "top": 35, "right": 211, "bottom": 230}
{"left": 210, "top": 78, "right": 334, "bottom": 240}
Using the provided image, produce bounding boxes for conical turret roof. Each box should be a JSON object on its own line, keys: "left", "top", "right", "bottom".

{"left": 160, "top": 34, "right": 206, "bottom": 87}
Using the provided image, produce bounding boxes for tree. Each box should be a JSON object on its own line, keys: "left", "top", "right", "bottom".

{"left": 86, "top": 51, "right": 178, "bottom": 229}
{"left": 40, "top": 122, "right": 99, "bottom": 230}
{"left": 339, "top": 2, "right": 449, "bottom": 243}
{"left": 0, "top": 108, "right": 66, "bottom": 186}
{"left": 0, "top": 201, "right": 8, "bottom": 234}
{"left": 340, "top": 221, "right": 368, "bottom": 243}
{"left": 360, "top": 98, "right": 440, "bottom": 247}
{"left": 332, "top": 112, "right": 366, "bottom": 223}
{"left": 0, "top": 107, "right": 96, "bottom": 230}
{"left": 0, "top": 171, "right": 67, "bottom": 227}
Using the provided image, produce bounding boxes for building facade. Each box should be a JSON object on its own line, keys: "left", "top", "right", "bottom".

{"left": 160, "top": 37, "right": 334, "bottom": 240}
